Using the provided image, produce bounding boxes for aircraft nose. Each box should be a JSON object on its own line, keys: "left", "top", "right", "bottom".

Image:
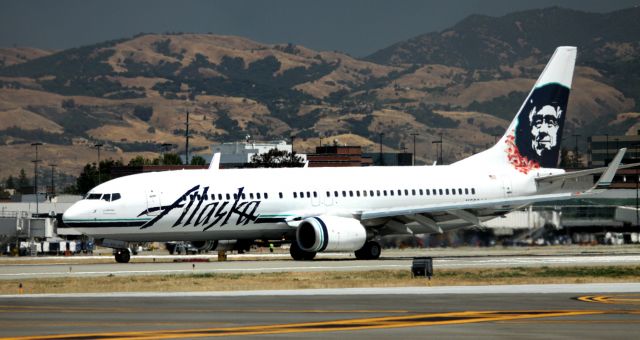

{"left": 62, "top": 202, "right": 83, "bottom": 224}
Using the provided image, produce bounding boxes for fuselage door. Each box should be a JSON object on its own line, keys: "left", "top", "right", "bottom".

{"left": 502, "top": 177, "right": 513, "bottom": 197}
{"left": 146, "top": 189, "right": 161, "bottom": 216}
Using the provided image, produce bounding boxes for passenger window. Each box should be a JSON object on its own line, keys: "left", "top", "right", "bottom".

{"left": 383, "top": 190, "right": 387, "bottom": 196}
{"left": 472, "top": 188, "right": 476, "bottom": 195}
{"left": 233, "top": 194, "right": 238, "bottom": 200}
{"left": 446, "top": 189, "right": 449, "bottom": 195}
{"left": 313, "top": 192, "right": 318, "bottom": 198}
{"left": 426, "top": 189, "right": 430, "bottom": 195}
{"left": 306, "top": 191, "right": 311, "bottom": 198}
{"left": 412, "top": 189, "right": 416, "bottom": 195}
{"left": 439, "top": 189, "right": 443, "bottom": 195}
{"left": 294, "top": 192, "right": 297, "bottom": 198}
{"left": 250, "top": 193, "right": 254, "bottom": 199}
{"left": 112, "top": 193, "right": 121, "bottom": 201}
{"left": 256, "top": 193, "right": 261, "bottom": 199}
{"left": 349, "top": 191, "right": 353, "bottom": 197}
{"left": 342, "top": 191, "right": 347, "bottom": 197}
{"left": 102, "top": 194, "right": 111, "bottom": 201}
{"left": 279, "top": 192, "right": 283, "bottom": 199}
{"left": 334, "top": 191, "right": 339, "bottom": 197}
{"left": 363, "top": 191, "right": 367, "bottom": 197}
{"left": 405, "top": 189, "right": 409, "bottom": 195}
{"left": 356, "top": 191, "right": 360, "bottom": 197}
{"left": 465, "top": 188, "right": 469, "bottom": 195}
{"left": 451, "top": 189, "right": 455, "bottom": 195}
{"left": 300, "top": 191, "right": 304, "bottom": 198}
{"left": 376, "top": 190, "right": 380, "bottom": 196}
{"left": 419, "top": 189, "right": 423, "bottom": 195}
{"left": 370, "top": 190, "right": 374, "bottom": 196}
{"left": 265, "top": 193, "right": 269, "bottom": 199}
{"left": 326, "top": 191, "right": 330, "bottom": 197}
{"left": 390, "top": 190, "right": 394, "bottom": 196}
{"left": 397, "top": 190, "right": 402, "bottom": 196}
{"left": 458, "top": 189, "right": 463, "bottom": 195}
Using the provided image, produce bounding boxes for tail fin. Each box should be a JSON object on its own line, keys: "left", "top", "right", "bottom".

{"left": 456, "top": 46, "right": 577, "bottom": 173}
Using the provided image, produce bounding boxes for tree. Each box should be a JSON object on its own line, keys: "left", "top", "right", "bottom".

{"left": 162, "top": 153, "right": 183, "bottom": 165}
{"left": 76, "top": 159, "right": 124, "bottom": 195}
{"left": 190, "top": 155, "right": 206, "bottom": 165}
{"left": 18, "top": 169, "right": 29, "bottom": 189}
{"left": 5, "top": 175, "right": 15, "bottom": 189}
{"left": 248, "top": 149, "right": 305, "bottom": 168}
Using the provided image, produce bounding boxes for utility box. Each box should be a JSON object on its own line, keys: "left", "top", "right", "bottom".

{"left": 411, "top": 257, "right": 433, "bottom": 279}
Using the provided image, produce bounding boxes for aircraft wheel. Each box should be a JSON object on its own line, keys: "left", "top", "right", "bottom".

{"left": 290, "top": 241, "right": 316, "bottom": 261}
{"left": 114, "top": 249, "right": 131, "bottom": 263}
{"left": 355, "top": 241, "right": 381, "bottom": 260}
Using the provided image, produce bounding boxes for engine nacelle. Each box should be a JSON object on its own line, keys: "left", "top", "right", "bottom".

{"left": 191, "top": 240, "right": 216, "bottom": 252}
{"left": 296, "top": 215, "right": 367, "bottom": 252}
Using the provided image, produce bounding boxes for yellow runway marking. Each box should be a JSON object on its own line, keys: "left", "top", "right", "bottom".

{"left": 577, "top": 294, "right": 640, "bottom": 305}
{"left": 0, "top": 310, "right": 609, "bottom": 340}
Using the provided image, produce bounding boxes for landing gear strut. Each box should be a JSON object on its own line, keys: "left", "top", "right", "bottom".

{"left": 290, "top": 241, "right": 316, "bottom": 261}
{"left": 114, "top": 248, "right": 131, "bottom": 263}
{"left": 355, "top": 241, "right": 381, "bottom": 260}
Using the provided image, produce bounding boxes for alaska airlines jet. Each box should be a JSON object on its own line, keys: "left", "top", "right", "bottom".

{"left": 62, "top": 47, "right": 635, "bottom": 263}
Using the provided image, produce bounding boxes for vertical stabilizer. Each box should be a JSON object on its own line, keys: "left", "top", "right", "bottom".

{"left": 455, "top": 46, "right": 577, "bottom": 172}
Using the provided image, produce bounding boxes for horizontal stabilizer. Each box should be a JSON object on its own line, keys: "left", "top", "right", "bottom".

{"left": 594, "top": 148, "right": 626, "bottom": 189}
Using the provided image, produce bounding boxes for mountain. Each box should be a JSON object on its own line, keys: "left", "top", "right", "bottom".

{"left": 366, "top": 7, "right": 640, "bottom": 68}
{"left": 0, "top": 7, "right": 638, "bottom": 183}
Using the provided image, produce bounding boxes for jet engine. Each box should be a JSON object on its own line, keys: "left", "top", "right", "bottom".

{"left": 190, "top": 240, "right": 250, "bottom": 252}
{"left": 296, "top": 215, "right": 367, "bottom": 252}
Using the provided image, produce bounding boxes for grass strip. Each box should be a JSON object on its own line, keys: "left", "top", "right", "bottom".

{"left": 2, "top": 266, "right": 639, "bottom": 295}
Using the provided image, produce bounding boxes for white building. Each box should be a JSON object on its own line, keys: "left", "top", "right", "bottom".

{"left": 209, "top": 140, "right": 305, "bottom": 165}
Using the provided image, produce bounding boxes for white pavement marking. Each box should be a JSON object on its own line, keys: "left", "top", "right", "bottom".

{"left": 2, "top": 283, "right": 640, "bottom": 299}
{"left": 2, "top": 255, "right": 640, "bottom": 279}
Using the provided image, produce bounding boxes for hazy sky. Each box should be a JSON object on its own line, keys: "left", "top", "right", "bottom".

{"left": 1, "top": 0, "right": 637, "bottom": 57}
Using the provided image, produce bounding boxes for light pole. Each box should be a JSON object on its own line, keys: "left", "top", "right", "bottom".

{"left": 290, "top": 135, "right": 296, "bottom": 165}
{"left": 31, "top": 142, "right": 42, "bottom": 216}
{"left": 185, "top": 108, "right": 190, "bottom": 165}
{"left": 410, "top": 132, "right": 419, "bottom": 166}
{"left": 572, "top": 134, "right": 581, "bottom": 168}
{"left": 49, "top": 164, "right": 56, "bottom": 197}
{"left": 605, "top": 133, "right": 609, "bottom": 165}
{"left": 94, "top": 143, "right": 103, "bottom": 184}
{"left": 379, "top": 132, "right": 385, "bottom": 166}
{"left": 432, "top": 138, "right": 442, "bottom": 165}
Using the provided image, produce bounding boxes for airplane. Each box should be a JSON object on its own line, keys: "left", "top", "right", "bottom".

{"left": 62, "top": 46, "right": 638, "bottom": 263}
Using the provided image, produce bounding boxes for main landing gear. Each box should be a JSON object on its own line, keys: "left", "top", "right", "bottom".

{"left": 114, "top": 248, "right": 131, "bottom": 263}
{"left": 354, "top": 241, "right": 381, "bottom": 260}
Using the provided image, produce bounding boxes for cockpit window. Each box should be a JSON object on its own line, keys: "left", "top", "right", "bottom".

{"left": 87, "top": 193, "right": 102, "bottom": 200}
{"left": 112, "top": 193, "right": 121, "bottom": 201}
{"left": 102, "top": 194, "right": 111, "bottom": 201}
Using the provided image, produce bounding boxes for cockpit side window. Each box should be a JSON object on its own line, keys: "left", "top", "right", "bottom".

{"left": 102, "top": 194, "right": 111, "bottom": 201}
{"left": 87, "top": 193, "right": 102, "bottom": 200}
{"left": 111, "top": 193, "right": 121, "bottom": 201}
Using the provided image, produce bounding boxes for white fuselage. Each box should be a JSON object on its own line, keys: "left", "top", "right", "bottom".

{"left": 62, "top": 164, "right": 557, "bottom": 242}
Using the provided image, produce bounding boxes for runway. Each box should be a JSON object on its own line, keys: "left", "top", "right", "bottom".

{"left": 1, "top": 284, "right": 640, "bottom": 339}
{"left": 2, "top": 253, "right": 640, "bottom": 279}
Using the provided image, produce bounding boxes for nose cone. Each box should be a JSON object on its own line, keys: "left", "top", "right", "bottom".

{"left": 62, "top": 201, "right": 83, "bottom": 225}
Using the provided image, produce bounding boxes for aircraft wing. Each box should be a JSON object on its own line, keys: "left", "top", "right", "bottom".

{"left": 358, "top": 191, "right": 578, "bottom": 222}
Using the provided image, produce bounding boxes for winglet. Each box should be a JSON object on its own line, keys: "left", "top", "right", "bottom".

{"left": 593, "top": 148, "right": 626, "bottom": 189}
{"left": 208, "top": 152, "right": 221, "bottom": 170}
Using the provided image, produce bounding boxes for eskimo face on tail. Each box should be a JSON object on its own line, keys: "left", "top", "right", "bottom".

{"left": 510, "top": 83, "right": 570, "bottom": 171}
{"left": 529, "top": 105, "right": 562, "bottom": 156}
